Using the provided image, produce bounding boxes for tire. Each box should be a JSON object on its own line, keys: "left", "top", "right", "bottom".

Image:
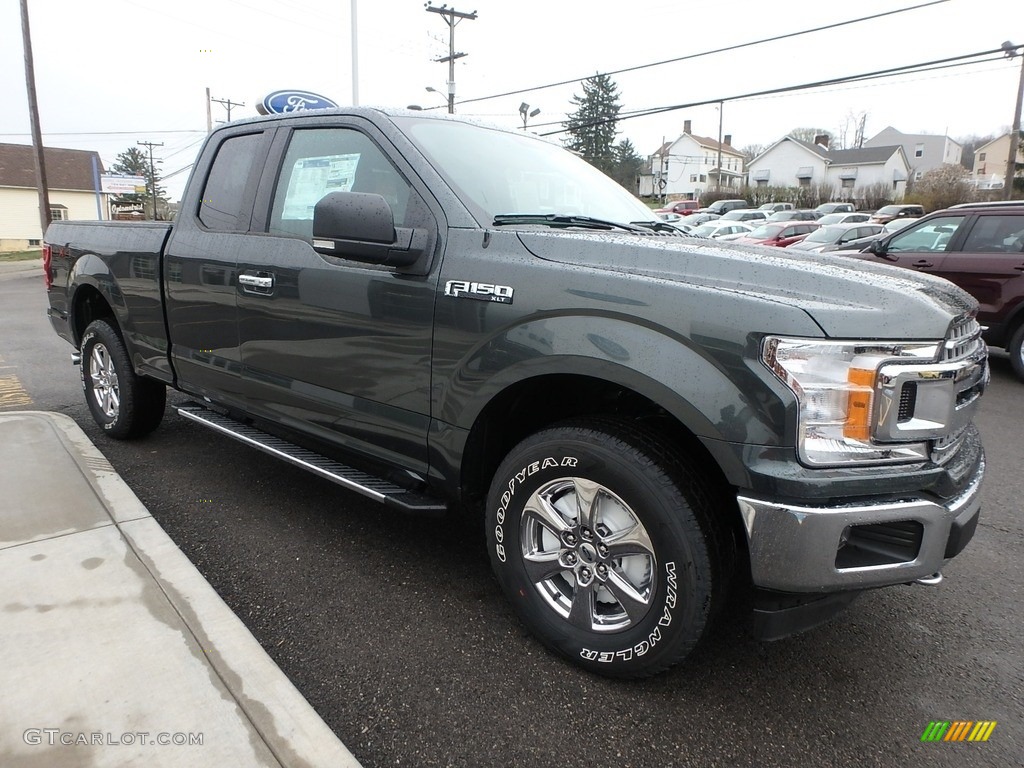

{"left": 485, "top": 420, "right": 727, "bottom": 678}
{"left": 80, "top": 319, "right": 166, "bottom": 439}
{"left": 1008, "top": 324, "right": 1024, "bottom": 382}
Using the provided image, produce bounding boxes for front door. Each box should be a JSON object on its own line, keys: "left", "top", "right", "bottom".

{"left": 235, "top": 125, "right": 441, "bottom": 474}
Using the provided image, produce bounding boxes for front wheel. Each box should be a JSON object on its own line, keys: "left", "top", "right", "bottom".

{"left": 1007, "top": 324, "right": 1024, "bottom": 382}
{"left": 80, "top": 319, "right": 166, "bottom": 439}
{"left": 485, "top": 421, "right": 727, "bottom": 678}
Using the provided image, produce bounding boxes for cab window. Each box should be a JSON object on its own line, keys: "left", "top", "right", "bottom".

{"left": 269, "top": 128, "right": 412, "bottom": 240}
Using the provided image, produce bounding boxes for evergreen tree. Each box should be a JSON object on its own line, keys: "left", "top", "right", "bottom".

{"left": 611, "top": 139, "right": 644, "bottom": 193}
{"left": 111, "top": 146, "right": 166, "bottom": 218}
{"left": 564, "top": 74, "right": 622, "bottom": 176}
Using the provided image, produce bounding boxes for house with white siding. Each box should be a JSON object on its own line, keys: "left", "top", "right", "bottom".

{"left": 746, "top": 135, "right": 910, "bottom": 202}
{"left": 0, "top": 143, "right": 108, "bottom": 252}
{"left": 642, "top": 120, "right": 746, "bottom": 200}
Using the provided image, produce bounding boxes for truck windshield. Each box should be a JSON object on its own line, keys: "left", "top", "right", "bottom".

{"left": 397, "top": 117, "right": 658, "bottom": 227}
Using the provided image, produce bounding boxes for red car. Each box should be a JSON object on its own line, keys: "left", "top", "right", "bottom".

{"left": 655, "top": 199, "right": 700, "bottom": 216}
{"left": 731, "top": 222, "right": 818, "bottom": 247}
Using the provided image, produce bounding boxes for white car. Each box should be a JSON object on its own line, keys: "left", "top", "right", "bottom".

{"left": 719, "top": 209, "right": 769, "bottom": 224}
{"left": 816, "top": 212, "right": 871, "bottom": 226}
{"left": 689, "top": 221, "right": 756, "bottom": 240}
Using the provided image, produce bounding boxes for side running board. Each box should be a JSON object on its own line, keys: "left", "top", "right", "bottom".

{"left": 177, "top": 404, "right": 447, "bottom": 515}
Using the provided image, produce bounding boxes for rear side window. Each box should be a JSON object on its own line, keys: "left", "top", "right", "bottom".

{"left": 962, "top": 215, "right": 1024, "bottom": 253}
{"left": 198, "top": 133, "right": 262, "bottom": 231}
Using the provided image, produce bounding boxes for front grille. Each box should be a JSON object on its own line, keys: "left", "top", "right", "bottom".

{"left": 941, "top": 316, "right": 983, "bottom": 362}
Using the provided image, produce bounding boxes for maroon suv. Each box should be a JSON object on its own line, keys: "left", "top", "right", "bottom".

{"left": 855, "top": 201, "right": 1024, "bottom": 378}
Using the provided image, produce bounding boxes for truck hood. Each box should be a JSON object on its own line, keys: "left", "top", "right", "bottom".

{"left": 516, "top": 231, "right": 975, "bottom": 339}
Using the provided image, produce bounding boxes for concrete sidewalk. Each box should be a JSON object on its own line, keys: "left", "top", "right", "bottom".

{"left": 0, "top": 411, "right": 362, "bottom": 767}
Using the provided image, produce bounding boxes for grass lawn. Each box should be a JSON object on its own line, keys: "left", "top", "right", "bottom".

{"left": 0, "top": 250, "right": 42, "bottom": 262}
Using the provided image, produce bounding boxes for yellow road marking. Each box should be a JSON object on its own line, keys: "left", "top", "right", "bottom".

{"left": 0, "top": 374, "right": 33, "bottom": 408}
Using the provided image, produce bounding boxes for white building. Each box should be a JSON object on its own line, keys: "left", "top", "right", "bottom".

{"left": 0, "top": 143, "right": 108, "bottom": 252}
{"left": 746, "top": 136, "right": 910, "bottom": 201}
{"left": 642, "top": 120, "right": 746, "bottom": 200}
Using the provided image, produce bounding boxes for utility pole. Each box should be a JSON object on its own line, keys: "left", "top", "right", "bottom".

{"left": 20, "top": 0, "right": 51, "bottom": 239}
{"left": 211, "top": 96, "right": 245, "bottom": 123}
{"left": 425, "top": 3, "right": 477, "bottom": 114}
{"left": 351, "top": 0, "right": 359, "bottom": 105}
{"left": 716, "top": 101, "right": 724, "bottom": 193}
{"left": 1002, "top": 41, "right": 1024, "bottom": 200}
{"left": 206, "top": 87, "right": 213, "bottom": 133}
{"left": 137, "top": 141, "right": 163, "bottom": 220}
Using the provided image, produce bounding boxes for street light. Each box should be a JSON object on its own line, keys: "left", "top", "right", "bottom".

{"left": 519, "top": 102, "right": 540, "bottom": 130}
{"left": 426, "top": 84, "right": 455, "bottom": 114}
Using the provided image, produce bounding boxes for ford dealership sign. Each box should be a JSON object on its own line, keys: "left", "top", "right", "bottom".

{"left": 256, "top": 90, "right": 339, "bottom": 115}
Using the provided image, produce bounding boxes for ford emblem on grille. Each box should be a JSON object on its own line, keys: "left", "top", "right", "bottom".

{"left": 256, "top": 90, "right": 339, "bottom": 115}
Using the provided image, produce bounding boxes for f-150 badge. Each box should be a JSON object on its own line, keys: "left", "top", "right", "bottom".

{"left": 444, "top": 280, "right": 514, "bottom": 304}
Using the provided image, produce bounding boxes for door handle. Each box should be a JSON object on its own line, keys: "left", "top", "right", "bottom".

{"left": 912, "top": 260, "right": 933, "bottom": 269}
{"left": 238, "top": 274, "right": 274, "bottom": 289}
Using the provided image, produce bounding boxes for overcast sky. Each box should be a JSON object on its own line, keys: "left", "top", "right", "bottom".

{"left": 3, "top": 0, "right": 1021, "bottom": 201}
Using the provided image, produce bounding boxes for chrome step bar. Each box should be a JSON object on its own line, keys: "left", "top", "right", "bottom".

{"left": 177, "top": 404, "right": 447, "bottom": 515}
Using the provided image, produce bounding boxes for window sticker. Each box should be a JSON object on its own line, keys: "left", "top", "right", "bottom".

{"left": 281, "top": 154, "right": 361, "bottom": 219}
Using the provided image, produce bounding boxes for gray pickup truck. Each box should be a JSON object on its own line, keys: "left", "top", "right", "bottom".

{"left": 44, "top": 107, "right": 987, "bottom": 678}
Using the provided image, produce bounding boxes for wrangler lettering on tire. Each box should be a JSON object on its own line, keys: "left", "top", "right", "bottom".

{"left": 485, "top": 420, "right": 726, "bottom": 678}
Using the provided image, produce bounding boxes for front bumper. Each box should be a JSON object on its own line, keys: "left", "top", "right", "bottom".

{"left": 737, "top": 452, "right": 984, "bottom": 593}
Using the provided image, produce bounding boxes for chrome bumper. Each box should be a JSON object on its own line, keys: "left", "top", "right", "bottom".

{"left": 737, "top": 455, "right": 984, "bottom": 593}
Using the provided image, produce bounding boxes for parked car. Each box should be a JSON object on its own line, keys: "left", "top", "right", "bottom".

{"left": 829, "top": 219, "right": 918, "bottom": 253}
{"left": 676, "top": 212, "right": 720, "bottom": 227}
{"left": 730, "top": 222, "right": 819, "bottom": 247}
{"left": 655, "top": 199, "right": 701, "bottom": 216}
{"left": 758, "top": 202, "right": 794, "bottom": 213}
{"left": 884, "top": 217, "right": 918, "bottom": 233}
{"left": 720, "top": 209, "right": 768, "bottom": 224}
{"left": 787, "top": 223, "right": 886, "bottom": 253}
{"left": 851, "top": 201, "right": 1024, "bottom": 377}
{"left": 700, "top": 198, "right": 749, "bottom": 215}
{"left": 870, "top": 204, "right": 925, "bottom": 224}
{"left": 656, "top": 212, "right": 684, "bottom": 223}
{"left": 767, "top": 209, "right": 820, "bottom": 223}
{"left": 816, "top": 212, "right": 871, "bottom": 226}
{"left": 688, "top": 220, "right": 755, "bottom": 239}
{"left": 814, "top": 202, "right": 856, "bottom": 216}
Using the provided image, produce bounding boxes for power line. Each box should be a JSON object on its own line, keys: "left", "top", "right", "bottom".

{"left": 455, "top": 0, "right": 951, "bottom": 107}
{"left": 536, "top": 46, "right": 1021, "bottom": 137}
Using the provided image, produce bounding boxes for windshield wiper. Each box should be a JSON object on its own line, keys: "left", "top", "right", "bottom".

{"left": 630, "top": 220, "right": 684, "bottom": 233}
{"left": 492, "top": 214, "right": 646, "bottom": 232}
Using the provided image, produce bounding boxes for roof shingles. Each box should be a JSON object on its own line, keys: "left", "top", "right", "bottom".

{"left": 0, "top": 143, "right": 104, "bottom": 192}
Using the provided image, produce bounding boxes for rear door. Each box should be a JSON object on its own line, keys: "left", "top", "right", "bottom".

{"left": 234, "top": 120, "right": 443, "bottom": 474}
{"left": 930, "top": 212, "right": 1024, "bottom": 336}
{"left": 164, "top": 128, "right": 272, "bottom": 405}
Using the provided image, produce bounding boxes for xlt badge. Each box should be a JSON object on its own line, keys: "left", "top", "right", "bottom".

{"left": 444, "top": 280, "right": 514, "bottom": 304}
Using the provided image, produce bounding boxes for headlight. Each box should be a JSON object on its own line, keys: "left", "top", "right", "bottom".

{"left": 762, "top": 337, "right": 939, "bottom": 466}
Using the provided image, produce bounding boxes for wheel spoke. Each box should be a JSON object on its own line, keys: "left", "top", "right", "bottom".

{"left": 572, "top": 478, "right": 601, "bottom": 530}
{"left": 603, "top": 569, "right": 652, "bottom": 624}
{"left": 604, "top": 522, "right": 656, "bottom": 560}
{"left": 524, "top": 493, "right": 572, "bottom": 537}
{"left": 566, "top": 579, "right": 596, "bottom": 631}
{"left": 522, "top": 550, "right": 566, "bottom": 585}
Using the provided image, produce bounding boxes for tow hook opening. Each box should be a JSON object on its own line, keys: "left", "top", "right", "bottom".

{"left": 912, "top": 572, "right": 943, "bottom": 586}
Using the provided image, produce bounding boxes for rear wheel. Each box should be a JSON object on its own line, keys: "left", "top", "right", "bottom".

{"left": 80, "top": 319, "right": 165, "bottom": 439}
{"left": 485, "top": 420, "right": 728, "bottom": 678}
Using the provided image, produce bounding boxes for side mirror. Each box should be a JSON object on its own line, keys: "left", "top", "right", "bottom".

{"left": 312, "top": 191, "right": 427, "bottom": 268}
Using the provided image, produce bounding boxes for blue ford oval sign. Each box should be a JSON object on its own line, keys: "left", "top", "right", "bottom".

{"left": 257, "top": 90, "right": 339, "bottom": 115}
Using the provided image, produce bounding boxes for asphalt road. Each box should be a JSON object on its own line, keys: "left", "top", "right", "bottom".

{"left": 2, "top": 259, "right": 1021, "bottom": 767}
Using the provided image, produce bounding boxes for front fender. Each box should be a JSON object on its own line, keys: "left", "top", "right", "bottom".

{"left": 435, "top": 312, "right": 805, "bottom": 447}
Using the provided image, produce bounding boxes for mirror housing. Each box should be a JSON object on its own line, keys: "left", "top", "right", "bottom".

{"left": 312, "top": 192, "right": 428, "bottom": 269}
